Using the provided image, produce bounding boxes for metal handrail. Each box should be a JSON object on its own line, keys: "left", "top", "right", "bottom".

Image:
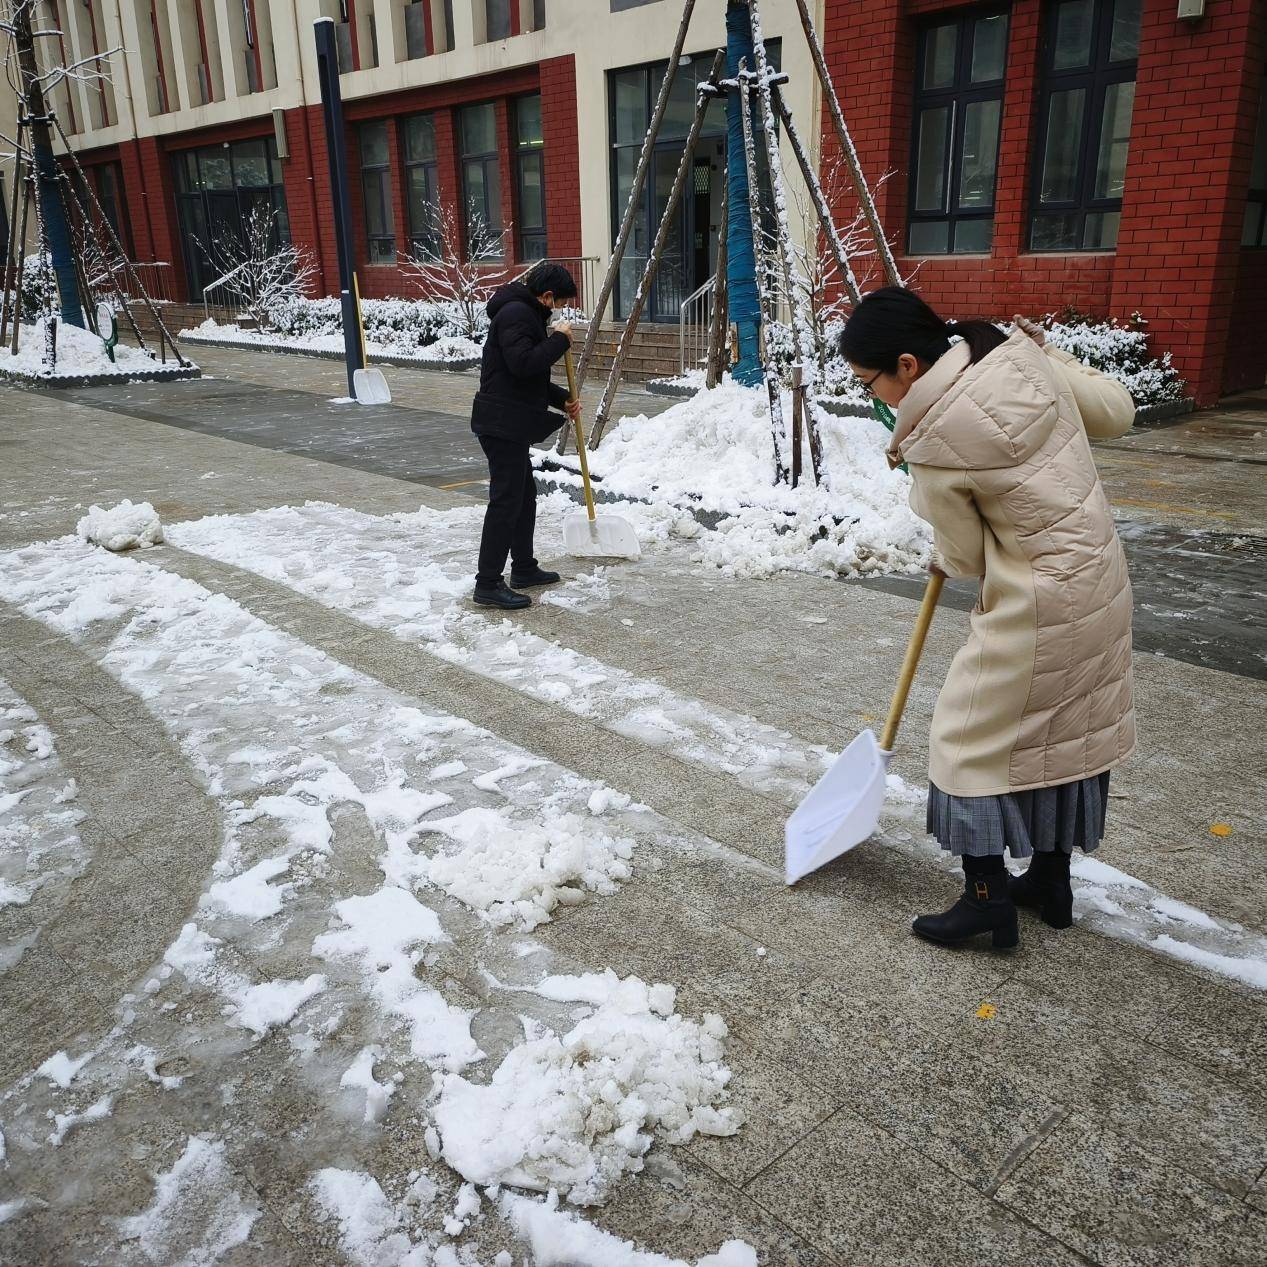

{"left": 679, "top": 274, "right": 715, "bottom": 376}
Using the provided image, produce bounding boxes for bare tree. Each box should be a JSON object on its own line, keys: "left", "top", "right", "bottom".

{"left": 401, "top": 201, "right": 511, "bottom": 341}
{"left": 202, "top": 204, "right": 317, "bottom": 329}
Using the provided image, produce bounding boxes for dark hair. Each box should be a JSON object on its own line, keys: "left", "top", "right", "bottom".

{"left": 838, "top": 286, "right": 1006, "bottom": 372}
{"left": 523, "top": 263, "right": 578, "bottom": 302}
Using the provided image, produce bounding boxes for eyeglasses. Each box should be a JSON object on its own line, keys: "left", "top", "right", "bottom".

{"left": 858, "top": 368, "right": 886, "bottom": 398}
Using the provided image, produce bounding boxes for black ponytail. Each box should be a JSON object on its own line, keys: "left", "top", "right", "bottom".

{"left": 838, "top": 287, "right": 1007, "bottom": 372}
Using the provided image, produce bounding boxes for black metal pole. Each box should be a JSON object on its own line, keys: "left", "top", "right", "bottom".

{"left": 314, "top": 17, "right": 362, "bottom": 397}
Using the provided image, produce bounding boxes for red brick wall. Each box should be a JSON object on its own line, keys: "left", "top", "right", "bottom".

{"left": 1111, "top": 0, "right": 1266, "bottom": 403}
{"left": 823, "top": 0, "right": 1267, "bottom": 404}
{"left": 540, "top": 54, "right": 581, "bottom": 258}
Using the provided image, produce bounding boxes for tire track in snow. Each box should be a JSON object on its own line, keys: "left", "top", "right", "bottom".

{"left": 164, "top": 501, "right": 1267, "bottom": 993}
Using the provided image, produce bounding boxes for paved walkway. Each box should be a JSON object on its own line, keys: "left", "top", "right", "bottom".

{"left": 1, "top": 358, "right": 1265, "bottom": 1266}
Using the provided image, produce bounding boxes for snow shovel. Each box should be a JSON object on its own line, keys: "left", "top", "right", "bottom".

{"left": 351, "top": 273, "right": 391, "bottom": 405}
{"left": 561, "top": 348, "right": 640, "bottom": 560}
{"left": 785, "top": 573, "right": 944, "bottom": 884}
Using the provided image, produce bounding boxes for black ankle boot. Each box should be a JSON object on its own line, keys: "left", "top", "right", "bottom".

{"left": 473, "top": 581, "right": 531, "bottom": 610}
{"left": 912, "top": 857, "right": 1019, "bottom": 950}
{"left": 1009, "top": 849, "right": 1073, "bottom": 929}
{"left": 509, "top": 566, "right": 561, "bottom": 589}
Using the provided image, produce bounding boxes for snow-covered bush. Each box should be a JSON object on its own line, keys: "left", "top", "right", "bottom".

{"left": 1, "top": 253, "right": 59, "bottom": 325}
{"left": 259, "top": 293, "right": 488, "bottom": 355}
{"left": 767, "top": 309, "right": 1185, "bottom": 408}
{"left": 1041, "top": 310, "right": 1186, "bottom": 406}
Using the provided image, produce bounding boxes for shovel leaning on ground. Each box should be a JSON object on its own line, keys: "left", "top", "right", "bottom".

{"left": 785, "top": 572, "right": 944, "bottom": 884}
{"left": 560, "top": 347, "right": 641, "bottom": 560}
{"left": 351, "top": 273, "right": 392, "bottom": 405}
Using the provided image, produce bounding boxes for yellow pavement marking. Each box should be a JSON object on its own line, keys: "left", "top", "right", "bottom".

{"left": 437, "top": 479, "right": 490, "bottom": 490}
{"left": 1210, "top": 823, "right": 1233, "bottom": 837}
{"left": 1114, "top": 497, "right": 1237, "bottom": 521}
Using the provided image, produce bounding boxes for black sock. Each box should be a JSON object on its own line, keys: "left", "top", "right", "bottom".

{"left": 962, "top": 852, "right": 1006, "bottom": 877}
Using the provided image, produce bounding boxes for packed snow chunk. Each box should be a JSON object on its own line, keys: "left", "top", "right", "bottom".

{"left": 340, "top": 1045, "right": 396, "bottom": 1124}
{"left": 443, "top": 1183, "right": 481, "bottom": 1237}
{"left": 117, "top": 1137, "right": 260, "bottom": 1265}
{"left": 502, "top": 1191, "right": 758, "bottom": 1266}
{"left": 76, "top": 499, "right": 164, "bottom": 552}
{"left": 202, "top": 855, "right": 292, "bottom": 922}
{"left": 313, "top": 887, "right": 481, "bottom": 1071}
{"left": 434, "top": 975, "right": 740, "bottom": 1205}
{"left": 230, "top": 974, "right": 326, "bottom": 1037}
{"left": 35, "top": 1048, "right": 93, "bottom": 1089}
{"left": 310, "top": 1168, "right": 427, "bottom": 1267}
{"left": 416, "top": 806, "right": 634, "bottom": 930}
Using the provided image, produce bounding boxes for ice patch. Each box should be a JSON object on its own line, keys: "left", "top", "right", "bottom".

{"left": 116, "top": 1137, "right": 260, "bottom": 1265}
{"left": 47, "top": 1095, "right": 113, "bottom": 1146}
{"left": 35, "top": 1049, "right": 93, "bottom": 1089}
{"left": 76, "top": 499, "right": 164, "bottom": 552}
{"left": 309, "top": 1168, "right": 429, "bottom": 1267}
{"left": 340, "top": 1046, "right": 396, "bottom": 1124}
{"left": 231, "top": 974, "right": 327, "bottom": 1037}
{"left": 435, "top": 974, "right": 739, "bottom": 1205}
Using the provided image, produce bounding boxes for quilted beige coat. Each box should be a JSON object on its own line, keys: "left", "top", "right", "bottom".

{"left": 890, "top": 331, "right": 1137, "bottom": 796}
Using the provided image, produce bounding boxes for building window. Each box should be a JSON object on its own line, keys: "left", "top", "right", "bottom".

{"left": 515, "top": 95, "right": 547, "bottom": 260}
{"left": 1243, "top": 78, "right": 1267, "bottom": 247}
{"left": 459, "top": 103, "right": 504, "bottom": 258}
{"left": 907, "top": 10, "right": 1008, "bottom": 256}
{"left": 360, "top": 122, "right": 395, "bottom": 263}
{"left": 533, "top": 0, "right": 546, "bottom": 29}
{"left": 485, "top": 0, "right": 511, "bottom": 40}
{"left": 405, "top": 1, "right": 455, "bottom": 57}
{"left": 404, "top": 113, "right": 441, "bottom": 258}
{"left": 1030, "top": 0, "right": 1140, "bottom": 252}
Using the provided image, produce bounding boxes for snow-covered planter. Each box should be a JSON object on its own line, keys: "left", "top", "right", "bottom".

{"left": 184, "top": 294, "right": 487, "bottom": 365}
{"left": 0, "top": 318, "right": 199, "bottom": 386}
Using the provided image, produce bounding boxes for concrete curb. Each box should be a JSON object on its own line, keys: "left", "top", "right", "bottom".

{"left": 1133, "top": 398, "right": 1197, "bottom": 429}
{"left": 1, "top": 364, "right": 201, "bottom": 389}
{"left": 179, "top": 333, "right": 480, "bottom": 374}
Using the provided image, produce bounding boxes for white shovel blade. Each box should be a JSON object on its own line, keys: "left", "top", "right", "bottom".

{"left": 353, "top": 367, "right": 392, "bottom": 405}
{"left": 562, "top": 510, "right": 641, "bottom": 560}
{"left": 784, "top": 729, "right": 889, "bottom": 885}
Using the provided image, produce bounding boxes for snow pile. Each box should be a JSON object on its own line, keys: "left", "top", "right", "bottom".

{"left": 117, "top": 1137, "right": 260, "bottom": 1264}
{"left": 76, "top": 499, "right": 164, "bottom": 551}
{"left": 502, "top": 1191, "right": 757, "bottom": 1267}
{"left": 0, "top": 319, "right": 173, "bottom": 379}
{"left": 539, "top": 380, "right": 931, "bottom": 580}
{"left": 412, "top": 806, "right": 635, "bottom": 930}
{"left": 434, "top": 973, "right": 739, "bottom": 1205}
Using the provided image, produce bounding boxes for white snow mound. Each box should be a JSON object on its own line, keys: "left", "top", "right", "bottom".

{"left": 434, "top": 974, "right": 740, "bottom": 1205}
{"left": 0, "top": 318, "right": 170, "bottom": 379}
{"left": 77, "top": 499, "right": 164, "bottom": 552}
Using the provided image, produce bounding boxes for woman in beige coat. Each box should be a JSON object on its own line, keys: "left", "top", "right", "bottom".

{"left": 839, "top": 288, "right": 1136, "bottom": 950}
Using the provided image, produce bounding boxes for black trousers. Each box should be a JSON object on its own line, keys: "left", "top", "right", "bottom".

{"left": 476, "top": 435, "right": 538, "bottom": 586}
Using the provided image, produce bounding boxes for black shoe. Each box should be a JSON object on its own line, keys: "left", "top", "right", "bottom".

{"left": 473, "top": 582, "right": 531, "bottom": 610}
{"left": 912, "top": 867, "right": 1019, "bottom": 950}
{"left": 509, "top": 567, "right": 561, "bottom": 589}
{"left": 1009, "top": 850, "right": 1073, "bottom": 929}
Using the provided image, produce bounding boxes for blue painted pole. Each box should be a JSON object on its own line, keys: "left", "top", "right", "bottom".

{"left": 724, "top": 1, "right": 762, "bottom": 387}
{"left": 314, "top": 18, "right": 363, "bottom": 398}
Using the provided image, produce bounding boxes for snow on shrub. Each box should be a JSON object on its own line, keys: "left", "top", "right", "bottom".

{"left": 764, "top": 309, "right": 1185, "bottom": 408}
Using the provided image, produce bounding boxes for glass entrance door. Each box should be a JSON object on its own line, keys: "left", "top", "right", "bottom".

{"left": 649, "top": 146, "right": 689, "bottom": 322}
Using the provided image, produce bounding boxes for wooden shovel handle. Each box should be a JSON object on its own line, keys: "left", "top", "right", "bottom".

{"left": 564, "top": 347, "right": 597, "bottom": 522}
{"left": 880, "top": 572, "right": 944, "bottom": 753}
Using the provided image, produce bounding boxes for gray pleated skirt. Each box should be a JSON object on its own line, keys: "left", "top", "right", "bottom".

{"left": 927, "top": 772, "right": 1111, "bottom": 859}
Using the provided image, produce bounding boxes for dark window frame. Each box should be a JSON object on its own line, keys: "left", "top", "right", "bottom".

{"left": 359, "top": 120, "right": 396, "bottom": 264}
{"left": 907, "top": 7, "right": 1009, "bottom": 257}
{"left": 403, "top": 112, "right": 441, "bottom": 259}
{"left": 1029, "top": 0, "right": 1139, "bottom": 253}
{"left": 514, "top": 94, "right": 547, "bottom": 261}
{"left": 458, "top": 101, "right": 505, "bottom": 259}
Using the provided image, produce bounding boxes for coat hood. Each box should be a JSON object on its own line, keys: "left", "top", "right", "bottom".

{"left": 891, "top": 330, "right": 1062, "bottom": 471}
{"left": 486, "top": 281, "right": 546, "bottom": 320}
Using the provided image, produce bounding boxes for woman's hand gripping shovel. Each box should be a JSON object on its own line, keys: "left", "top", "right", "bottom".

{"left": 785, "top": 573, "right": 944, "bottom": 884}
{"left": 560, "top": 348, "right": 640, "bottom": 560}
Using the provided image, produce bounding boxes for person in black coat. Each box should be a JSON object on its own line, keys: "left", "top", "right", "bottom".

{"left": 470, "top": 264, "right": 581, "bottom": 610}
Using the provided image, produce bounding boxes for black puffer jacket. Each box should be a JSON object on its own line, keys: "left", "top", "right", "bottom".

{"left": 470, "top": 283, "right": 571, "bottom": 445}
